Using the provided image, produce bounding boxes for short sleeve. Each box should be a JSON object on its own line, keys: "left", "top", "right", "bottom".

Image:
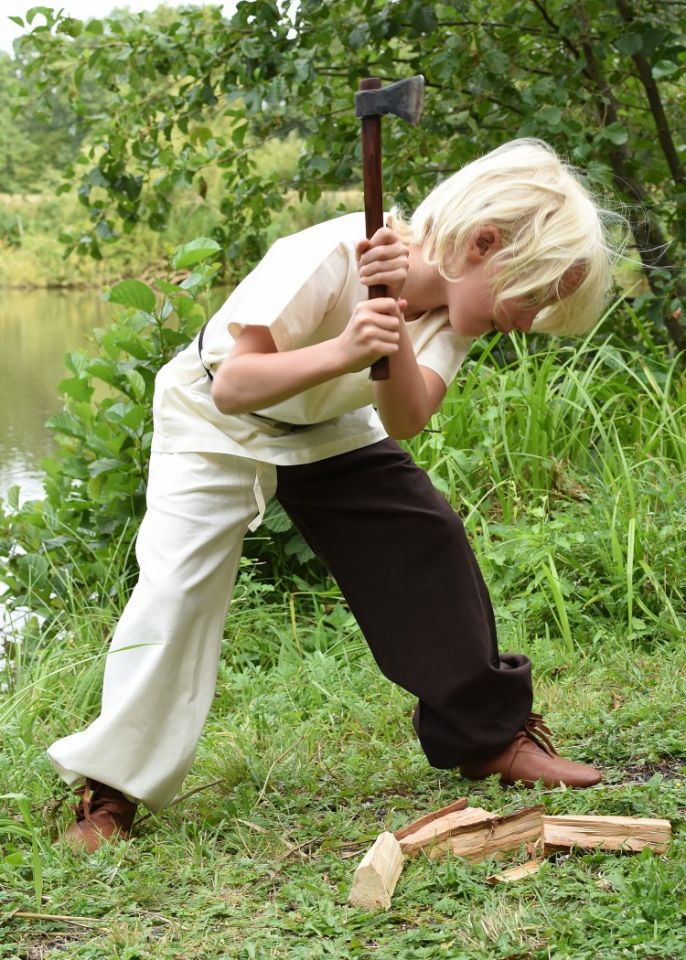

{"left": 223, "top": 238, "right": 349, "bottom": 353}
{"left": 414, "top": 325, "right": 473, "bottom": 388}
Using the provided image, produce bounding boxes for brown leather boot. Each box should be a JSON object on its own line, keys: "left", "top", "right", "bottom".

{"left": 64, "top": 779, "right": 137, "bottom": 852}
{"left": 459, "top": 713, "right": 602, "bottom": 788}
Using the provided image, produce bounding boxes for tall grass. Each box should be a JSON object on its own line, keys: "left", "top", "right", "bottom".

{"left": 407, "top": 311, "right": 685, "bottom": 651}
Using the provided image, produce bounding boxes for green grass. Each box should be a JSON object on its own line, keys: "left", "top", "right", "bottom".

{"left": 0, "top": 624, "right": 684, "bottom": 959}
{"left": 1, "top": 313, "right": 685, "bottom": 958}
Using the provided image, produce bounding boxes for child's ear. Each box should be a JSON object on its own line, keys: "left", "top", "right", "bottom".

{"left": 466, "top": 225, "right": 502, "bottom": 262}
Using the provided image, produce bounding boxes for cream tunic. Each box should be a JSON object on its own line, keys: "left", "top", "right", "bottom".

{"left": 151, "top": 213, "right": 473, "bottom": 466}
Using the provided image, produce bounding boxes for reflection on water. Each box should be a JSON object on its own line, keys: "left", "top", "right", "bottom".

{"left": 0, "top": 286, "right": 227, "bottom": 504}
{"left": 0, "top": 289, "right": 114, "bottom": 503}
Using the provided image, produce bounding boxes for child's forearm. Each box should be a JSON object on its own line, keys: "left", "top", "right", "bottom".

{"left": 212, "top": 298, "right": 404, "bottom": 416}
{"left": 373, "top": 320, "right": 444, "bottom": 439}
{"left": 211, "top": 336, "right": 348, "bottom": 415}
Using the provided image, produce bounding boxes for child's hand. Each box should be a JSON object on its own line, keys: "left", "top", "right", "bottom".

{"left": 338, "top": 297, "right": 408, "bottom": 372}
{"left": 356, "top": 226, "right": 410, "bottom": 301}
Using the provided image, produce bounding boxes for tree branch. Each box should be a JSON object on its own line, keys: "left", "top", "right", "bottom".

{"left": 574, "top": 2, "right": 686, "bottom": 351}
{"left": 615, "top": 0, "right": 686, "bottom": 188}
{"left": 528, "top": 0, "right": 583, "bottom": 59}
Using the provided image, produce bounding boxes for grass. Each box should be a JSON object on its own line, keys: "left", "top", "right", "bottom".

{"left": 0, "top": 625, "right": 684, "bottom": 959}
{"left": 1, "top": 312, "right": 685, "bottom": 958}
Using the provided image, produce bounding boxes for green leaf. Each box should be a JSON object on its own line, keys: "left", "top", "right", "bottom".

{"left": 106, "top": 279, "right": 156, "bottom": 312}
{"left": 600, "top": 122, "right": 628, "bottom": 145}
{"left": 190, "top": 126, "right": 213, "bottom": 146}
{"left": 539, "top": 106, "right": 562, "bottom": 127}
{"left": 8, "top": 16, "right": 24, "bottom": 27}
{"left": 262, "top": 501, "right": 293, "bottom": 533}
{"left": 652, "top": 60, "right": 679, "bottom": 79}
{"left": 615, "top": 33, "right": 642, "bottom": 56}
{"left": 58, "top": 17, "right": 82, "bottom": 37}
{"left": 88, "top": 458, "right": 122, "bottom": 478}
{"left": 4, "top": 485, "right": 20, "bottom": 510}
{"left": 348, "top": 26, "right": 366, "bottom": 50}
{"left": 155, "top": 279, "right": 182, "bottom": 296}
{"left": 4, "top": 852, "right": 25, "bottom": 867}
{"left": 58, "top": 377, "right": 94, "bottom": 402}
{"left": 26, "top": 6, "right": 53, "bottom": 25}
{"left": 171, "top": 237, "right": 222, "bottom": 270}
{"left": 17, "top": 552, "right": 50, "bottom": 584}
{"left": 46, "top": 411, "right": 85, "bottom": 438}
{"left": 126, "top": 369, "right": 146, "bottom": 400}
{"left": 231, "top": 124, "right": 248, "bottom": 147}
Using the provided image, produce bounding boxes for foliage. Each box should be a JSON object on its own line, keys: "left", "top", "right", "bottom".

{"left": 1, "top": 261, "right": 684, "bottom": 657}
{"left": 7, "top": 0, "right": 686, "bottom": 348}
{"left": 0, "top": 241, "right": 218, "bottom": 622}
{"left": 0, "top": 51, "right": 83, "bottom": 195}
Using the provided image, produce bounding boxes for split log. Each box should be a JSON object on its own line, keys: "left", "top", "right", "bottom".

{"left": 348, "top": 832, "right": 405, "bottom": 910}
{"left": 394, "top": 797, "right": 468, "bottom": 842}
{"left": 543, "top": 815, "right": 672, "bottom": 854}
{"left": 396, "top": 805, "right": 496, "bottom": 857}
{"left": 431, "top": 805, "right": 545, "bottom": 863}
{"left": 487, "top": 858, "right": 546, "bottom": 884}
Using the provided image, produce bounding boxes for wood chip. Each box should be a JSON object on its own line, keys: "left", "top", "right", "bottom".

{"left": 394, "top": 797, "right": 468, "bottom": 841}
{"left": 348, "top": 832, "right": 405, "bottom": 911}
{"left": 487, "top": 858, "right": 546, "bottom": 884}
{"left": 543, "top": 815, "right": 672, "bottom": 854}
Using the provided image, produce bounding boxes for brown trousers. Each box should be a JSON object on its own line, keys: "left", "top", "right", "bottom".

{"left": 276, "top": 437, "right": 533, "bottom": 767}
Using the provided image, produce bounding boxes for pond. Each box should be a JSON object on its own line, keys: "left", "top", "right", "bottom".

{"left": 0, "top": 288, "right": 114, "bottom": 503}
{"left": 0, "top": 286, "right": 227, "bottom": 505}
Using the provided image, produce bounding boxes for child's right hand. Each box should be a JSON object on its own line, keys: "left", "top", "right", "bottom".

{"left": 338, "top": 297, "right": 407, "bottom": 373}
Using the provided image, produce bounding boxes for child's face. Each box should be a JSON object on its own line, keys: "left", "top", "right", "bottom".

{"left": 445, "top": 255, "right": 546, "bottom": 337}
{"left": 441, "top": 226, "right": 578, "bottom": 337}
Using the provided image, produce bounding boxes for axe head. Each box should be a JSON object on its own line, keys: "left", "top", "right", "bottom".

{"left": 355, "top": 75, "right": 424, "bottom": 125}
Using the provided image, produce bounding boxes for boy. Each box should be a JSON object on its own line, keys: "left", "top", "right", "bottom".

{"left": 50, "top": 139, "right": 618, "bottom": 851}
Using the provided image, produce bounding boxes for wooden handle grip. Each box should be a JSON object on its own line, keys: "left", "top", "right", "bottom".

{"left": 360, "top": 78, "right": 389, "bottom": 382}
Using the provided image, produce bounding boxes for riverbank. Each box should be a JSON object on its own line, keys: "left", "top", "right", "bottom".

{"left": 0, "top": 186, "right": 362, "bottom": 290}
{"left": 1, "top": 303, "right": 684, "bottom": 956}
{"left": 0, "top": 190, "right": 200, "bottom": 290}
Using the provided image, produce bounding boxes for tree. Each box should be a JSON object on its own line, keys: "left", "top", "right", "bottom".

{"left": 0, "top": 51, "right": 83, "bottom": 194}
{"left": 9, "top": 0, "right": 686, "bottom": 348}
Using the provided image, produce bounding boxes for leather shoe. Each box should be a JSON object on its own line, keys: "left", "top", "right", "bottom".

{"left": 63, "top": 778, "right": 137, "bottom": 852}
{"left": 459, "top": 713, "right": 602, "bottom": 788}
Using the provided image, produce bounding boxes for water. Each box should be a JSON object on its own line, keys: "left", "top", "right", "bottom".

{"left": 0, "top": 288, "right": 115, "bottom": 503}
{"left": 0, "top": 285, "right": 228, "bottom": 503}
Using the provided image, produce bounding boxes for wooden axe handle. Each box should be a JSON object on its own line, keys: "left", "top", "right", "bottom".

{"left": 359, "top": 77, "right": 389, "bottom": 382}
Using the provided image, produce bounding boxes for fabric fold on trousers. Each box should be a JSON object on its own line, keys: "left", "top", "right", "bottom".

{"left": 276, "top": 438, "right": 533, "bottom": 768}
{"left": 47, "top": 451, "right": 277, "bottom": 812}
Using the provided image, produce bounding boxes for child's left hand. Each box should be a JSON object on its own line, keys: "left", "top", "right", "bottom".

{"left": 356, "top": 226, "right": 410, "bottom": 302}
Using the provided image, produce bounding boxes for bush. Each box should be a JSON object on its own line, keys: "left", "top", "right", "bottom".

{"left": 0, "top": 241, "right": 219, "bottom": 624}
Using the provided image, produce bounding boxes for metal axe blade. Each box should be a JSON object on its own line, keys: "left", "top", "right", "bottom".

{"left": 355, "top": 75, "right": 425, "bottom": 125}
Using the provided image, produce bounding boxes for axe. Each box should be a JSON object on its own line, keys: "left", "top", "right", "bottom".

{"left": 356, "top": 75, "right": 424, "bottom": 381}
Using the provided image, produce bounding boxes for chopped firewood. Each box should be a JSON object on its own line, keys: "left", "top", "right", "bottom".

{"left": 396, "top": 805, "right": 496, "bottom": 857}
{"left": 543, "top": 815, "right": 672, "bottom": 854}
{"left": 487, "top": 858, "right": 546, "bottom": 884}
{"left": 394, "top": 797, "right": 468, "bottom": 842}
{"left": 348, "top": 832, "right": 405, "bottom": 911}
{"left": 431, "top": 805, "right": 545, "bottom": 863}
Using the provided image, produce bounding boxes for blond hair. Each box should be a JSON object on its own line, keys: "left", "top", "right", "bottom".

{"left": 391, "top": 139, "right": 625, "bottom": 335}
